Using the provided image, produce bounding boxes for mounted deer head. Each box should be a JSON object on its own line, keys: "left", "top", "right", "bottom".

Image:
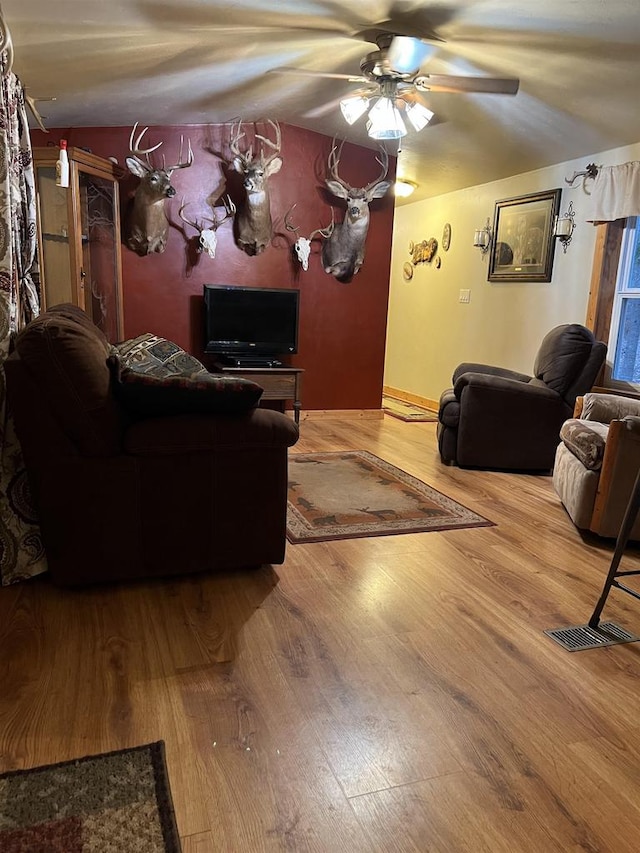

{"left": 284, "top": 203, "right": 333, "bottom": 271}
{"left": 124, "top": 123, "right": 193, "bottom": 256}
{"left": 321, "top": 143, "right": 390, "bottom": 282}
{"left": 178, "top": 196, "right": 236, "bottom": 259}
{"left": 230, "top": 119, "right": 282, "bottom": 256}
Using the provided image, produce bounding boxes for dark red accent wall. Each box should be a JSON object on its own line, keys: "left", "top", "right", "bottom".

{"left": 31, "top": 124, "right": 396, "bottom": 411}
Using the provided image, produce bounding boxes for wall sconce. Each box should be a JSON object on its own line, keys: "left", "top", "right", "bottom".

{"left": 473, "top": 218, "right": 493, "bottom": 255}
{"left": 554, "top": 201, "right": 576, "bottom": 253}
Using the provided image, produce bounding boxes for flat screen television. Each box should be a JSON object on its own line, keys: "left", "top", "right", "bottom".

{"left": 203, "top": 284, "right": 300, "bottom": 365}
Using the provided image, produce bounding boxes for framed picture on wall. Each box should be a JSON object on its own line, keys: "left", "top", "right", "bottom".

{"left": 488, "top": 188, "right": 562, "bottom": 282}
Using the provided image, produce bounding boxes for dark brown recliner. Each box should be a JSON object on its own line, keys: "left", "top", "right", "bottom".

{"left": 5, "top": 305, "right": 299, "bottom": 586}
{"left": 437, "top": 324, "right": 607, "bottom": 471}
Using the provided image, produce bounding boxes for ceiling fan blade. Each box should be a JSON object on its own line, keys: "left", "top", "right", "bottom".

{"left": 415, "top": 74, "right": 520, "bottom": 95}
{"left": 386, "top": 36, "right": 437, "bottom": 74}
{"left": 356, "top": 23, "right": 445, "bottom": 46}
{"left": 303, "top": 97, "right": 351, "bottom": 119}
{"left": 141, "top": 2, "right": 357, "bottom": 38}
{"left": 269, "top": 66, "right": 368, "bottom": 83}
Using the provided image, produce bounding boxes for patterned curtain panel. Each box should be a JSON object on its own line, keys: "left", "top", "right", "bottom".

{"left": 0, "top": 55, "right": 47, "bottom": 584}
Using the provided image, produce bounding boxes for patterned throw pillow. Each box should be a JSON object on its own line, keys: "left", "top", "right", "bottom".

{"left": 108, "top": 356, "right": 263, "bottom": 416}
{"left": 113, "top": 333, "right": 208, "bottom": 378}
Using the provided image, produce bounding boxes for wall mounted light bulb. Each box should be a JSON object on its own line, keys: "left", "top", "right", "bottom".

{"left": 473, "top": 218, "right": 493, "bottom": 254}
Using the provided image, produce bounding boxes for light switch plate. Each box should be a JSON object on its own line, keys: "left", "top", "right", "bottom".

{"left": 459, "top": 289, "right": 471, "bottom": 303}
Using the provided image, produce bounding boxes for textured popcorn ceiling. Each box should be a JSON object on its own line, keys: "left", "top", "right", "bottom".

{"left": 5, "top": 0, "right": 640, "bottom": 203}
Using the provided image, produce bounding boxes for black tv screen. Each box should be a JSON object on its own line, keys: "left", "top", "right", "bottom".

{"left": 204, "top": 284, "right": 300, "bottom": 359}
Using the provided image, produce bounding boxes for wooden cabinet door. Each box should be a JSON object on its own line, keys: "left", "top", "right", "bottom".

{"left": 33, "top": 148, "right": 125, "bottom": 342}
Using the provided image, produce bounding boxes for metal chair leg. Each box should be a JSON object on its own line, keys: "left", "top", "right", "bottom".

{"left": 589, "top": 466, "right": 640, "bottom": 628}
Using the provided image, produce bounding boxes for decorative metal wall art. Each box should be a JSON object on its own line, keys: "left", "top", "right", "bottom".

{"left": 409, "top": 238, "right": 438, "bottom": 265}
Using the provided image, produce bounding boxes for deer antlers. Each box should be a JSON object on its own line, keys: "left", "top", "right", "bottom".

{"left": 255, "top": 120, "right": 282, "bottom": 168}
{"left": 327, "top": 141, "right": 351, "bottom": 191}
{"left": 178, "top": 196, "right": 236, "bottom": 232}
{"left": 327, "top": 140, "right": 389, "bottom": 193}
{"left": 124, "top": 123, "right": 194, "bottom": 256}
{"left": 229, "top": 118, "right": 283, "bottom": 256}
{"left": 1, "top": 10, "right": 51, "bottom": 132}
{"left": 230, "top": 119, "right": 281, "bottom": 168}
{"left": 285, "top": 203, "right": 334, "bottom": 241}
{"left": 178, "top": 196, "right": 235, "bottom": 259}
{"left": 322, "top": 141, "right": 391, "bottom": 281}
{"left": 285, "top": 203, "right": 335, "bottom": 271}
{"left": 364, "top": 147, "right": 389, "bottom": 193}
{"left": 129, "top": 122, "right": 194, "bottom": 173}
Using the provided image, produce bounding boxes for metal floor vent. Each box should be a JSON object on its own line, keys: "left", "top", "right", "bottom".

{"left": 544, "top": 622, "right": 640, "bottom": 652}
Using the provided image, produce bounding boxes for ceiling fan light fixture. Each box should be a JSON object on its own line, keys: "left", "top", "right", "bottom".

{"left": 366, "top": 97, "right": 407, "bottom": 140}
{"left": 405, "top": 101, "right": 434, "bottom": 132}
{"left": 340, "top": 95, "right": 370, "bottom": 125}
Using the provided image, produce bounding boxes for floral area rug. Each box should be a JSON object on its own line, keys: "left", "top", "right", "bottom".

{"left": 382, "top": 395, "right": 439, "bottom": 422}
{"left": 287, "top": 451, "right": 494, "bottom": 543}
{"left": 0, "top": 742, "right": 181, "bottom": 852}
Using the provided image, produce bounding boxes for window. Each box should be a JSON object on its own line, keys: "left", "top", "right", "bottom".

{"left": 606, "top": 218, "right": 640, "bottom": 388}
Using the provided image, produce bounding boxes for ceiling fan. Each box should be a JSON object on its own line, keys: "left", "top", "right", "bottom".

{"left": 270, "top": 32, "right": 520, "bottom": 139}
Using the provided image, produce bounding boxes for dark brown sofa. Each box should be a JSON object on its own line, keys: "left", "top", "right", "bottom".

{"left": 5, "top": 304, "right": 299, "bottom": 586}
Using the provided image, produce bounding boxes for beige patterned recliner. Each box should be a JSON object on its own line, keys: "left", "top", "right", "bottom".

{"left": 553, "top": 392, "right": 640, "bottom": 538}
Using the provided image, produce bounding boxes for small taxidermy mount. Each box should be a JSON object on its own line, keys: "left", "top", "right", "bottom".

{"left": 284, "top": 203, "right": 333, "bottom": 271}
{"left": 124, "top": 123, "right": 193, "bottom": 256}
{"left": 178, "top": 196, "right": 236, "bottom": 259}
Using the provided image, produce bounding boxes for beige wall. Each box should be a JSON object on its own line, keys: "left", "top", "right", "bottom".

{"left": 385, "top": 139, "right": 640, "bottom": 404}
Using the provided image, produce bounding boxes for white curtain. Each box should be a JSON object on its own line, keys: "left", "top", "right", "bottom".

{"left": 0, "top": 52, "right": 47, "bottom": 584}
{"left": 585, "top": 161, "right": 640, "bottom": 222}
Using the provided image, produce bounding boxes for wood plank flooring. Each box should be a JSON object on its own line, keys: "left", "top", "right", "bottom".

{"left": 2, "top": 415, "right": 640, "bottom": 851}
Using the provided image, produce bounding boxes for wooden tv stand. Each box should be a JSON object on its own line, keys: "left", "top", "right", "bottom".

{"left": 214, "top": 363, "right": 304, "bottom": 424}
